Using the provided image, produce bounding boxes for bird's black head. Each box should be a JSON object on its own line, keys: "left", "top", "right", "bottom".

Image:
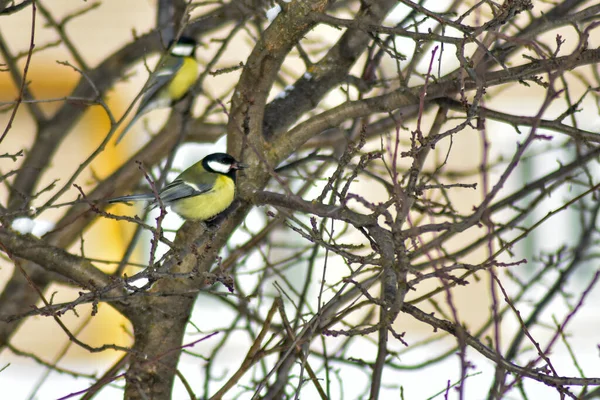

{"left": 202, "top": 153, "right": 247, "bottom": 180}
{"left": 168, "top": 36, "right": 197, "bottom": 57}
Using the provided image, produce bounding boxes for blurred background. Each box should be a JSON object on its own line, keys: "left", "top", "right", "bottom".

{"left": 1, "top": 1, "right": 599, "bottom": 399}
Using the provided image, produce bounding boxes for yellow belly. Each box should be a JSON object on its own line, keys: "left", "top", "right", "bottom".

{"left": 170, "top": 175, "right": 235, "bottom": 221}
{"left": 168, "top": 57, "right": 198, "bottom": 100}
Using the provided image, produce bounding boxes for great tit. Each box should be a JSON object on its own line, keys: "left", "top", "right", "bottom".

{"left": 109, "top": 153, "right": 247, "bottom": 221}
{"left": 115, "top": 36, "right": 199, "bottom": 144}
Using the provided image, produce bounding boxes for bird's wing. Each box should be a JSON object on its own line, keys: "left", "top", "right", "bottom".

{"left": 136, "top": 56, "right": 184, "bottom": 114}
{"left": 114, "top": 57, "right": 184, "bottom": 144}
{"left": 159, "top": 178, "right": 213, "bottom": 204}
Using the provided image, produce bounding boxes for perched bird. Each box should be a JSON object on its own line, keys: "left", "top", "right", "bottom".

{"left": 109, "top": 153, "right": 247, "bottom": 221}
{"left": 115, "top": 36, "right": 199, "bottom": 144}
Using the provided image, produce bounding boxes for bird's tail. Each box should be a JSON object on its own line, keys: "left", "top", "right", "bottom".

{"left": 108, "top": 193, "right": 155, "bottom": 204}
{"left": 114, "top": 112, "right": 141, "bottom": 145}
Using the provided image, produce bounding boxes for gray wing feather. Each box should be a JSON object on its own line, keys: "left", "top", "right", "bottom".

{"left": 137, "top": 57, "right": 184, "bottom": 113}
{"left": 109, "top": 178, "right": 212, "bottom": 207}
{"left": 114, "top": 57, "right": 183, "bottom": 144}
{"left": 159, "top": 179, "right": 213, "bottom": 204}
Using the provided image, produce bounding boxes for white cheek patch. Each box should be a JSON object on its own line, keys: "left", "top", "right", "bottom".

{"left": 207, "top": 160, "right": 232, "bottom": 174}
{"left": 171, "top": 44, "right": 195, "bottom": 57}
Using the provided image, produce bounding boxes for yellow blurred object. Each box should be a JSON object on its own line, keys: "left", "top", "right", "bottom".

{"left": 0, "top": 61, "right": 136, "bottom": 359}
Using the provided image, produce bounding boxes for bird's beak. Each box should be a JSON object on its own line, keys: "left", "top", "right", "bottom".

{"left": 233, "top": 162, "right": 248, "bottom": 170}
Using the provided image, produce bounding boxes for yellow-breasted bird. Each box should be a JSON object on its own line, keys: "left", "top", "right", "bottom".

{"left": 115, "top": 36, "right": 199, "bottom": 144}
{"left": 109, "top": 153, "right": 247, "bottom": 221}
